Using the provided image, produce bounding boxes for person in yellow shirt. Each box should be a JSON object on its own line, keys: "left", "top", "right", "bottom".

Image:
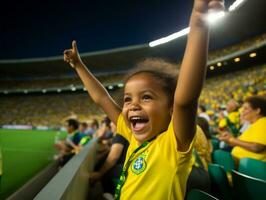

{"left": 219, "top": 96, "right": 266, "bottom": 165}
{"left": 218, "top": 99, "right": 241, "bottom": 137}
{"left": 63, "top": 0, "right": 224, "bottom": 199}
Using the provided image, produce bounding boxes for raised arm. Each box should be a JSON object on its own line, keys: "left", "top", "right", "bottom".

{"left": 64, "top": 41, "right": 121, "bottom": 124}
{"left": 173, "top": 0, "right": 224, "bottom": 151}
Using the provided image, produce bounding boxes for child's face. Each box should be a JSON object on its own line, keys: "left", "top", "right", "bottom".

{"left": 122, "top": 73, "right": 172, "bottom": 144}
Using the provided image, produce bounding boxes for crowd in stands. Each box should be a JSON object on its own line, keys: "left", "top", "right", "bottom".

{"left": 0, "top": 93, "right": 104, "bottom": 127}
{"left": 0, "top": 65, "right": 265, "bottom": 128}
{"left": 199, "top": 64, "right": 266, "bottom": 129}
{"left": 53, "top": 117, "right": 115, "bottom": 167}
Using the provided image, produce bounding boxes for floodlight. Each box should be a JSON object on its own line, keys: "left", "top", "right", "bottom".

{"left": 210, "top": 66, "right": 215, "bottom": 70}
{"left": 249, "top": 52, "right": 256, "bottom": 58}
{"left": 217, "top": 62, "right": 222, "bottom": 67}
{"left": 229, "top": 0, "right": 246, "bottom": 12}
{"left": 234, "top": 57, "right": 240, "bottom": 62}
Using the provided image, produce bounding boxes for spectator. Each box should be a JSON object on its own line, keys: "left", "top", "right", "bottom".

{"left": 219, "top": 99, "right": 241, "bottom": 137}
{"left": 219, "top": 96, "right": 266, "bottom": 165}
{"left": 87, "top": 119, "right": 99, "bottom": 137}
{"left": 54, "top": 118, "right": 83, "bottom": 166}
{"left": 79, "top": 121, "right": 88, "bottom": 135}
{"left": 198, "top": 105, "right": 210, "bottom": 122}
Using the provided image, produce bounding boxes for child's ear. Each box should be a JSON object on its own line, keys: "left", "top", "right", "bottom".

{"left": 255, "top": 108, "right": 261, "bottom": 115}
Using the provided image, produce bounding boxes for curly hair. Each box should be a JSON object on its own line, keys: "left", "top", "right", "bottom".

{"left": 124, "top": 58, "right": 178, "bottom": 106}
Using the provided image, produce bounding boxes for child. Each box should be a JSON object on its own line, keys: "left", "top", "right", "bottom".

{"left": 64, "top": 0, "right": 224, "bottom": 199}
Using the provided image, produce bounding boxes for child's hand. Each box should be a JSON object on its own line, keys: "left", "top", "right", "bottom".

{"left": 63, "top": 40, "right": 82, "bottom": 68}
{"left": 192, "top": 0, "right": 224, "bottom": 26}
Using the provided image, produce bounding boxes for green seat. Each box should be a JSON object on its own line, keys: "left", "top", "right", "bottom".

{"left": 208, "top": 164, "right": 232, "bottom": 200}
{"left": 186, "top": 189, "right": 218, "bottom": 200}
{"left": 238, "top": 158, "right": 266, "bottom": 180}
{"left": 211, "top": 139, "right": 220, "bottom": 151}
{"left": 232, "top": 170, "right": 266, "bottom": 200}
{"left": 212, "top": 150, "right": 235, "bottom": 172}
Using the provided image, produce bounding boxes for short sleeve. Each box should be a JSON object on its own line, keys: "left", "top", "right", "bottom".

{"left": 239, "top": 118, "right": 266, "bottom": 145}
{"left": 158, "top": 118, "right": 196, "bottom": 157}
{"left": 116, "top": 114, "right": 132, "bottom": 141}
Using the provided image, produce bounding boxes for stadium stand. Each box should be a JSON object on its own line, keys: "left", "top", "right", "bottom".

{"left": 0, "top": 64, "right": 265, "bottom": 127}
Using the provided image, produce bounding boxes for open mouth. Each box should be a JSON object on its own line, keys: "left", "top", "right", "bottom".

{"left": 129, "top": 116, "right": 149, "bottom": 132}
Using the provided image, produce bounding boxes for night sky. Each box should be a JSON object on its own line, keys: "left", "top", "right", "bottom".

{"left": 1, "top": 0, "right": 235, "bottom": 59}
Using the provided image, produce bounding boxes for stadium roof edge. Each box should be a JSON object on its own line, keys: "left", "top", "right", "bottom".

{"left": 208, "top": 40, "right": 266, "bottom": 65}
{"left": 0, "top": 44, "right": 148, "bottom": 64}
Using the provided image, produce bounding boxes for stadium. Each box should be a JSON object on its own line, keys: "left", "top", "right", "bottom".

{"left": 0, "top": 0, "right": 266, "bottom": 199}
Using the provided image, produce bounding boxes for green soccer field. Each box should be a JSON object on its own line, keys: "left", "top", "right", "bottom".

{"left": 0, "top": 129, "right": 67, "bottom": 199}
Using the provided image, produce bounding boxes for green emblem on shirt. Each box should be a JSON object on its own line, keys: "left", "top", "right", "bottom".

{"left": 131, "top": 155, "right": 147, "bottom": 175}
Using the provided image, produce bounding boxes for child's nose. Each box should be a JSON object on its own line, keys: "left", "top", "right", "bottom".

{"left": 129, "top": 101, "right": 141, "bottom": 111}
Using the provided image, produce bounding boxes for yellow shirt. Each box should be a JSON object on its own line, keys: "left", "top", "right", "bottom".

{"left": 117, "top": 114, "right": 197, "bottom": 200}
{"left": 219, "top": 111, "right": 240, "bottom": 129}
{"left": 232, "top": 117, "right": 266, "bottom": 162}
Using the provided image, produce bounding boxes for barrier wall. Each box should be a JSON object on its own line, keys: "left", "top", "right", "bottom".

{"left": 34, "top": 139, "right": 98, "bottom": 200}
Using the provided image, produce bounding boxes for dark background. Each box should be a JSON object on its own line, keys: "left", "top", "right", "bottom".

{"left": 0, "top": 0, "right": 243, "bottom": 59}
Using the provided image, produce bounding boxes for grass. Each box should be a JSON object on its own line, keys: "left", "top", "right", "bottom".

{"left": 0, "top": 129, "right": 66, "bottom": 199}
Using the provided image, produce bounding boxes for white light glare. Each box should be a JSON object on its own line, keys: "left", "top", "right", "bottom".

{"left": 207, "top": 11, "right": 225, "bottom": 24}
{"left": 148, "top": 0, "right": 246, "bottom": 47}
{"left": 117, "top": 83, "right": 124, "bottom": 88}
{"left": 108, "top": 85, "right": 114, "bottom": 90}
{"left": 229, "top": 0, "right": 245, "bottom": 12}
{"left": 149, "top": 27, "right": 190, "bottom": 47}
{"left": 71, "top": 87, "right": 76, "bottom": 91}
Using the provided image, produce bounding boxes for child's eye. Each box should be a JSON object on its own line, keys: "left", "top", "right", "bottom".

{"left": 142, "top": 95, "right": 152, "bottom": 101}
{"left": 124, "top": 96, "right": 131, "bottom": 103}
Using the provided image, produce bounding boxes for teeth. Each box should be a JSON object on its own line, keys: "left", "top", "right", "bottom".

{"left": 130, "top": 116, "right": 142, "bottom": 120}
